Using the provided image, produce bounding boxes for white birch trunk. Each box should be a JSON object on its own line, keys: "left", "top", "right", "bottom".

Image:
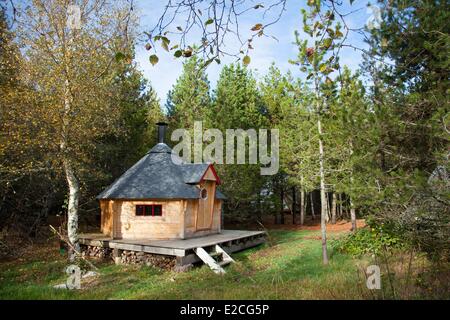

{"left": 61, "top": 74, "right": 80, "bottom": 261}
{"left": 317, "top": 118, "right": 329, "bottom": 264}
{"left": 64, "top": 159, "right": 80, "bottom": 261}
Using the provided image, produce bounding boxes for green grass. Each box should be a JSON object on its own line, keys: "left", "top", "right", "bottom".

{"left": 0, "top": 229, "right": 378, "bottom": 299}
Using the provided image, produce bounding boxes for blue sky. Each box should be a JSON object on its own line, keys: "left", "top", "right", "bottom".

{"left": 134, "top": 0, "right": 373, "bottom": 104}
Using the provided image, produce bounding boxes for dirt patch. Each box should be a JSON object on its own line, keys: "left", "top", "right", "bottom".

{"left": 261, "top": 218, "right": 366, "bottom": 233}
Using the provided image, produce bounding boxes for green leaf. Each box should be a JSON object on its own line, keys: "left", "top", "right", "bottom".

{"left": 203, "top": 58, "right": 214, "bottom": 68}
{"left": 161, "top": 36, "right": 170, "bottom": 45}
{"left": 243, "top": 55, "right": 251, "bottom": 65}
{"left": 174, "top": 50, "right": 182, "bottom": 58}
{"left": 149, "top": 54, "right": 159, "bottom": 66}
{"left": 161, "top": 41, "right": 169, "bottom": 52}
{"left": 115, "top": 52, "right": 125, "bottom": 62}
{"left": 205, "top": 18, "right": 214, "bottom": 26}
{"left": 323, "top": 38, "right": 332, "bottom": 48}
{"left": 319, "top": 63, "right": 327, "bottom": 72}
{"left": 326, "top": 28, "right": 335, "bottom": 37}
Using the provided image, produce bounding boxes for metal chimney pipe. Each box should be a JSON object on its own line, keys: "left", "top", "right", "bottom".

{"left": 156, "top": 122, "right": 168, "bottom": 144}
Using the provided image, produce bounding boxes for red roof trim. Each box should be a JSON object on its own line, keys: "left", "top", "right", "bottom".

{"left": 200, "top": 164, "right": 221, "bottom": 185}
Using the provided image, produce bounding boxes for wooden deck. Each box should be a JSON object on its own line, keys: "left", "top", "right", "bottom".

{"left": 79, "top": 230, "right": 266, "bottom": 266}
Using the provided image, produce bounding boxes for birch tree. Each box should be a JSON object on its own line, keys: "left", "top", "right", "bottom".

{"left": 16, "top": 0, "right": 134, "bottom": 260}
{"left": 290, "top": 1, "right": 345, "bottom": 264}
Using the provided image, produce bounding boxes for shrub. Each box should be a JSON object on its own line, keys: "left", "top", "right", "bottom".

{"left": 332, "top": 216, "right": 405, "bottom": 256}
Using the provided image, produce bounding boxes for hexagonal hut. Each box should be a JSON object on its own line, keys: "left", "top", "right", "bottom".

{"left": 80, "top": 123, "right": 265, "bottom": 272}
{"left": 97, "top": 122, "right": 226, "bottom": 240}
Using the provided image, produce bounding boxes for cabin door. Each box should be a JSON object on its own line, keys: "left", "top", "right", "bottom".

{"left": 196, "top": 181, "right": 216, "bottom": 231}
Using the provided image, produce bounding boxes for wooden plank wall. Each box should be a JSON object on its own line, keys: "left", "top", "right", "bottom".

{"left": 184, "top": 198, "right": 222, "bottom": 238}
{"left": 100, "top": 199, "right": 184, "bottom": 240}
{"left": 100, "top": 200, "right": 113, "bottom": 236}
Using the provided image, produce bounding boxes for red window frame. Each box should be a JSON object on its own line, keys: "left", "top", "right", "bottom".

{"left": 135, "top": 204, "right": 162, "bottom": 217}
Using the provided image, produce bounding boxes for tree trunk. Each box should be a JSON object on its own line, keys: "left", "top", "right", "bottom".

{"left": 317, "top": 118, "right": 329, "bottom": 265}
{"left": 292, "top": 187, "right": 296, "bottom": 225}
{"left": 325, "top": 192, "right": 330, "bottom": 223}
{"left": 338, "top": 193, "right": 342, "bottom": 219}
{"left": 256, "top": 191, "right": 262, "bottom": 222}
{"left": 64, "top": 159, "right": 80, "bottom": 261}
{"left": 350, "top": 199, "right": 357, "bottom": 232}
{"left": 346, "top": 200, "right": 350, "bottom": 219}
{"left": 280, "top": 188, "right": 285, "bottom": 224}
{"left": 310, "top": 192, "right": 316, "bottom": 220}
{"left": 349, "top": 140, "right": 357, "bottom": 232}
{"left": 299, "top": 189, "right": 305, "bottom": 226}
{"left": 61, "top": 74, "right": 80, "bottom": 262}
{"left": 331, "top": 192, "right": 337, "bottom": 224}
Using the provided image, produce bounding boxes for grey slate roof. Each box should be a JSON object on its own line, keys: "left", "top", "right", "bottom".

{"left": 180, "top": 163, "right": 210, "bottom": 184}
{"left": 97, "top": 143, "right": 226, "bottom": 200}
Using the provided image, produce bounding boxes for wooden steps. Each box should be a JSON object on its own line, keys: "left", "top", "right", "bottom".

{"left": 194, "top": 245, "right": 235, "bottom": 274}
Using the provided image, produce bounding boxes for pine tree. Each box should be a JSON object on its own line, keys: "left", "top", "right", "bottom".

{"left": 96, "top": 59, "right": 164, "bottom": 181}
{"left": 210, "top": 63, "right": 267, "bottom": 219}
{"left": 260, "top": 64, "right": 303, "bottom": 224}
{"left": 166, "top": 55, "right": 211, "bottom": 130}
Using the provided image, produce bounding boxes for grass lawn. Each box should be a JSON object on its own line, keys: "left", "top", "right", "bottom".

{"left": 5, "top": 226, "right": 446, "bottom": 300}
{"left": 0, "top": 228, "right": 379, "bottom": 299}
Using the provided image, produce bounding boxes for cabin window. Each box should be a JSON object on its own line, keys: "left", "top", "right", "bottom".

{"left": 135, "top": 204, "right": 162, "bottom": 217}
{"left": 153, "top": 205, "right": 162, "bottom": 216}
{"left": 200, "top": 188, "right": 208, "bottom": 200}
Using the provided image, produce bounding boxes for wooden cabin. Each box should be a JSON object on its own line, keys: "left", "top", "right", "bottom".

{"left": 96, "top": 123, "right": 226, "bottom": 240}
